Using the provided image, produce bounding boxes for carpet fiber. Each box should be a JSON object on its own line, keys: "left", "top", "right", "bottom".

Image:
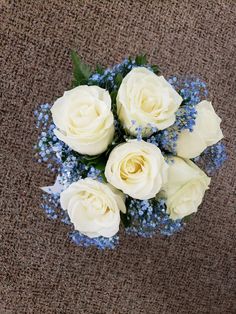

{"left": 1, "top": 0, "right": 236, "bottom": 313}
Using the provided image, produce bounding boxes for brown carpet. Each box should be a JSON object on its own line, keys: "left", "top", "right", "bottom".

{"left": 1, "top": 0, "right": 236, "bottom": 313}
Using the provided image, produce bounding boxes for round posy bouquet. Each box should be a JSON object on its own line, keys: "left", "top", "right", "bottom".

{"left": 35, "top": 52, "right": 226, "bottom": 249}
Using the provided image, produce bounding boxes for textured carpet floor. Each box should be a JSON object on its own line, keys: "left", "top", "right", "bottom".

{"left": 1, "top": 0, "right": 236, "bottom": 313}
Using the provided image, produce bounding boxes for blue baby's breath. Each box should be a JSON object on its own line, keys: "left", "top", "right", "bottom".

{"left": 193, "top": 142, "right": 227, "bottom": 175}
{"left": 125, "top": 197, "right": 182, "bottom": 237}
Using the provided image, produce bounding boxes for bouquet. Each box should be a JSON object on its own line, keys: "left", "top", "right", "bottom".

{"left": 34, "top": 52, "right": 227, "bottom": 249}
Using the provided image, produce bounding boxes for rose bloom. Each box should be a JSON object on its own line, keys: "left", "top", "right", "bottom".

{"left": 105, "top": 140, "right": 168, "bottom": 200}
{"left": 162, "top": 156, "right": 211, "bottom": 220}
{"left": 117, "top": 67, "right": 182, "bottom": 136}
{"left": 60, "top": 178, "right": 126, "bottom": 238}
{"left": 176, "top": 100, "right": 223, "bottom": 158}
{"left": 51, "top": 85, "right": 114, "bottom": 155}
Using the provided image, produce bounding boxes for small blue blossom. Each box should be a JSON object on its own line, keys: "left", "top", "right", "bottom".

{"left": 135, "top": 125, "right": 143, "bottom": 141}
{"left": 87, "top": 57, "right": 151, "bottom": 93}
{"left": 168, "top": 76, "right": 208, "bottom": 104}
{"left": 193, "top": 142, "right": 227, "bottom": 175}
{"left": 41, "top": 192, "right": 70, "bottom": 223}
{"left": 70, "top": 231, "right": 119, "bottom": 250}
{"left": 125, "top": 197, "right": 183, "bottom": 237}
{"left": 87, "top": 166, "right": 102, "bottom": 181}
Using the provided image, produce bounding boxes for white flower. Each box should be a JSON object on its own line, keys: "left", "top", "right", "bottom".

{"left": 105, "top": 140, "right": 168, "bottom": 200}
{"left": 117, "top": 67, "right": 182, "bottom": 136}
{"left": 162, "top": 156, "right": 211, "bottom": 220}
{"left": 176, "top": 100, "right": 223, "bottom": 158}
{"left": 51, "top": 85, "right": 114, "bottom": 156}
{"left": 60, "top": 178, "right": 126, "bottom": 238}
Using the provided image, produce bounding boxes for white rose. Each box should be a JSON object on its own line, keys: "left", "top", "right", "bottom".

{"left": 117, "top": 67, "right": 182, "bottom": 136}
{"left": 105, "top": 140, "right": 168, "bottom": 200}
{"left": 162, "top": 156, "right": 211, "bottom": 220}
{"left": 176, "top": 100, "right": 223, "bottom": 158}
{"left": 60, "top": 178, "right": 126, "bottom": 238}
{"left": 51, "top": 85, "right": 114, "bottom": 155}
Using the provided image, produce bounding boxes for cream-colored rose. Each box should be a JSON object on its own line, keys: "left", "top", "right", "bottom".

{"left": 162, "top": 156, "right": 211, "bottom": 220}
{"left": 176, "top": 100, "right": 223, "bottom": 158}
{"left": 105, "top": 140, "right": 168, "bottom": 200}
{"left": 117, "top": 67, "right": 182, "bottom": 136}
{"left": 60, "top": 178, "right": 126, "bottom": 238}
{"left": 51, "top": 85, "right": 114, "bottom": 155}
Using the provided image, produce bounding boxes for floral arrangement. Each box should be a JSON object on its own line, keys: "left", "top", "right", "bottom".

{"left": 34, "top": 52, "right": 227, "bottom": 249}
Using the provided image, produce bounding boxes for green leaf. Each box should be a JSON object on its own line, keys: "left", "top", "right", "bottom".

{"left": 151, "top": 64, "right": 160, "bottom": 74}
{"left": 94, "top": 159, "right": 106, "bottom": 171}
{"left": 81, "top": 153, "right": 107, "bottom": 172}
{"left": 135, "top": 54, "right": 148, "bottom": 66}
{"left": 110, "top": 90, "right": 118, "bottom": 104}
{"left": 82, "top": 154, "right": 102, "bottom": 162}
{"left": 182, "top": 214, "right": 194, "bottom": 223}
{"left": 115, "top": 73, "right": 123, "bottom": 87}
{"left": 71, "top": 50, "right": 92, "bottom": 86}
{"left": 120, "top": 212, "right": 131, "bottom": 228}
{"left": 100, "top": 172, "right": 107, "bottom": 183}
{"left": 95, "top": 64, "right": 104, "bottom": 75}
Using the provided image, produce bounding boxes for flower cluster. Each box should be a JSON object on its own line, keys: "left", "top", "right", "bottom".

{"left": 35, "top": 53, "right": 226, "bottom": 249}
